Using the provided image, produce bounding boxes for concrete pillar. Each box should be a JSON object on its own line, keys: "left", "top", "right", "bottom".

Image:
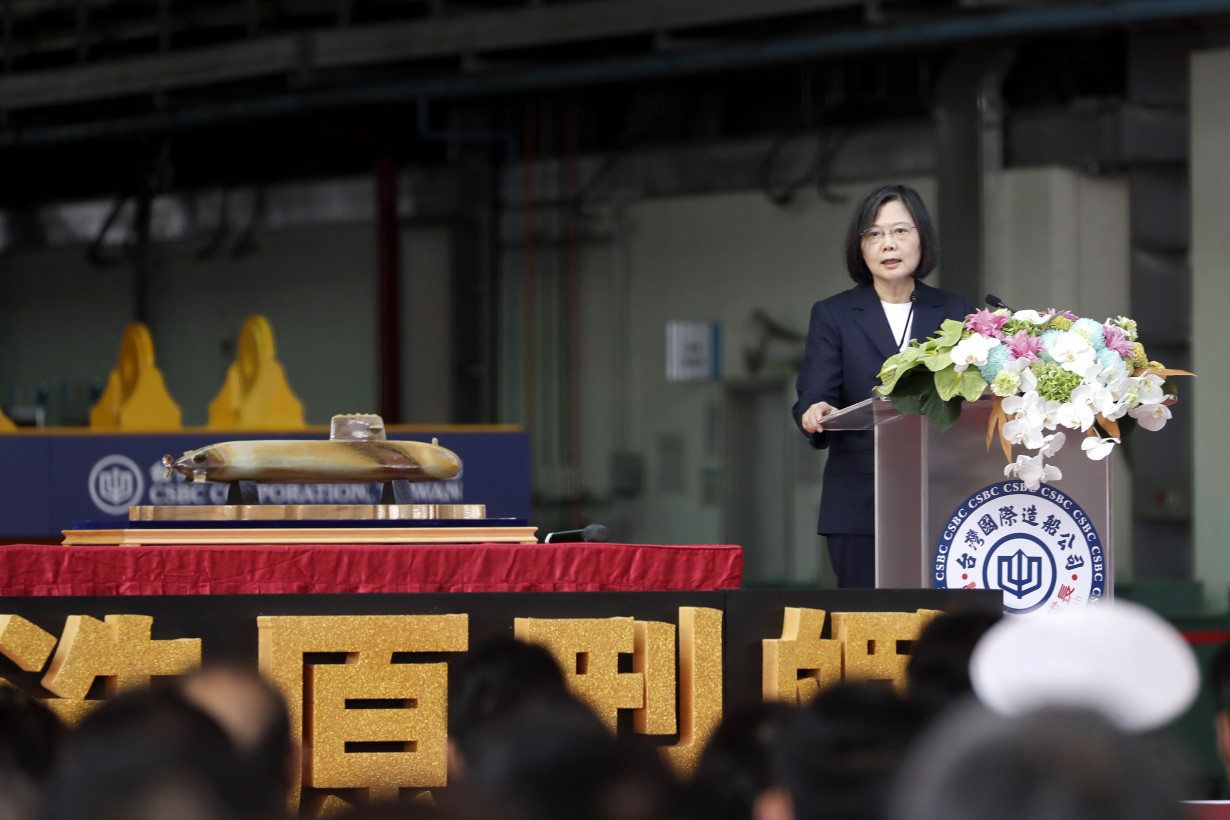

{"left": 1190, "top": 46, "right": 1230, "bottom": 612}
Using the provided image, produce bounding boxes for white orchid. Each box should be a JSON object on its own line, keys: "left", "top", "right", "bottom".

{"left": 1012, "top": 309, "right": 1048, "bottom": 325}
{"left": 1038, "top": 399, "right": 1065, "bottom": 431}
{"left": 1002, "top": 417, "right": 1046, "bottom": 449}
{"left": 1136, "top": 373, "right": 1166, "bottom": 405}
{"left": 1005, "top": 454, "right": 1062, "bottom": 492}
{"left": 1039, "top": 431, "right": 1066, "bottom": 458}
{"left": 1081, "top": 435, "right": 1120, "bottom": 460}
{"left": 1101, "top": 398, "right": 1132, "bottom": 422}
{"left": 1049, "top": 331, "right": 1098, "bottom": 374}
{"left": 950, "top": 334, "right": 999, "bottom": 373}
{"left": 1069, "top": 382, "right": 1114, "bottom": 416}
{"left": 1056, "top": 400, "right": 1095, "bottom": 432}
{"left": 1016, "top": 362, "right": 1039, "bottom": 393}
{"left": 1105, "top": 373, "right": 1137, "bottom": 403}
{"left": 1001, "top": 390, "right": 1041, "bottom": 418}
{"left": 1129, "top": 402, "right": 1172, "bottom": 431}
{"left": 1098, "top": 359, "right": 1129, "bottom": 383}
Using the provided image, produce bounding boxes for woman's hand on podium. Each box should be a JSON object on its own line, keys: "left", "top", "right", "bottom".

{"left": 801, "top": 401, "right": 838, "bottom": 433}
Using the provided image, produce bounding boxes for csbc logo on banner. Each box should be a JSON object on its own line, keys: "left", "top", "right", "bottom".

{"left": 934, "top": 480, "right": 1105, "bottom": 617}
{"left": 88, "top": 455, "right": 146, "bottom": 516}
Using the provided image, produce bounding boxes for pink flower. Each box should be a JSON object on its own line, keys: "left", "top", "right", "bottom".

{"left": 1103, "top": 324, "right": 1135, "bottom": 357}
{"left": 964, "top": 308, "right": 1009, "bottom": 340}
{"left": 1006, "top": 329, "right": 1045, "bottom": 362}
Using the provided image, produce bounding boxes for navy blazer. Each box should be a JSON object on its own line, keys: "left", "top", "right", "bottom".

{"left": 792, "top": 281, "right": 974, "bottom": 535}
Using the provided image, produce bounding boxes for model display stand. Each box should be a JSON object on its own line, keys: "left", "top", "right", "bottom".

{"left": 62, "top": 413, "right": 538, "bottom": 545}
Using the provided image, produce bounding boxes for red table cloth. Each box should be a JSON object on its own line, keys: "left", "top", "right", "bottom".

{"left": 0, "top": 542, "right": 744, "bottom": 596}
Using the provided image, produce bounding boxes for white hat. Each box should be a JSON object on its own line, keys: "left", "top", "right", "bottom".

{"left": 968, "top": 600, "right": 1199, "bottom": 732}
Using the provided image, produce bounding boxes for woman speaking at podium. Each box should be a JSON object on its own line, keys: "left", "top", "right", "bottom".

{"left": 793, "top": 185, "right": 973, "bottom": 588}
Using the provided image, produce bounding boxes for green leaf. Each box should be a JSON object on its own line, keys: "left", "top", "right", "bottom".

{"left": 886, "top": 370, "right": 964, "bottom": 431}
{"left": 957, "top": 370, "right": 989, "bottom": 402}
{"left": 878, "top": 353, "right": 925, "bottom": 393}
{"left": 921, "top": 352, "right": 953, "bottom": 372}
{"left": 931, "top": 319, "right": 966, "bottom": 350}
{"left": 934, "top": 367, "right": 961, "bottom": 401}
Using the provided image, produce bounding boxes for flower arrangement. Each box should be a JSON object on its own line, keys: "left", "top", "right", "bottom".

{"left": 875, "top": 308, "right": 1193, "bottom": 490}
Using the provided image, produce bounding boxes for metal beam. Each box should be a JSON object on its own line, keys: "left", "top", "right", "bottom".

{"left": 0, "top": 0, "right": 861, "bottom": 110}
{"left": 5, "top": 0, "right": 1230, "bottom": 145}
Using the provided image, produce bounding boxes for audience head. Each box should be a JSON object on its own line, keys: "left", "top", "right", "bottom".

{"left": 889, "top": 704, "right": 1186, "bottom": 820}
{"left": 447, "top": 637, "right": 570, "bottom": 777}
{"left": 37, "top": 686, "right": 246, "bottom": 820}
{"left": 178, "top": 663, "right": 295, "bottom": 817}
{"left": 1210, "top": 640, "right": 1230, "bottom": 785}
{"left": 454, "top": 694, "right": 680, "bottom": 820}
{"left": 905, "top": 610, "right": 999, "bottom": 717}
{"left": 0, "top": 686, "right": 63, "bottom": 783}
{"left": 758, "top": 682, "right": 929, "bottom": 820}
{"left": 0, "top": 687, "right": 64, "bottom": 820}
{"left": 691, "top": 701, "right": 797, "bottom": 820}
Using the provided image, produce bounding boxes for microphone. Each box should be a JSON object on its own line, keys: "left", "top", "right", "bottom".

{"left": 985, "top": 294, "right": 1014, "bottom": 312}
{"left": 544, "top": 524, "right": 609, "bottom": 543}
{"left": 895, "top": 289, "right": 918, "bottom": 351}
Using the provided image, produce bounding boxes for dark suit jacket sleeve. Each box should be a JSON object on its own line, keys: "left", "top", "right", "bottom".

{"left": 791, "top": 283, "right": 973, "bottom": 537}
{"left": 792, "top": 299, "right": 842, "bottom": 450}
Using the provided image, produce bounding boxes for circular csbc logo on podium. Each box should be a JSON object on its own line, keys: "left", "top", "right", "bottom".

{"left": 88, "top": 454, "right": 146, "bottom": 516}
{"left": 934, "top": 480, "right": 1105, "bottom": 617}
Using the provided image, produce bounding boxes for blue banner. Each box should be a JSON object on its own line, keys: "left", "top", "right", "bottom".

{"left": 0, "top": 430, "right": 531, "bottom": 537}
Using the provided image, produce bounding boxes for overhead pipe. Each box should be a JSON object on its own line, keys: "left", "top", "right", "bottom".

{"left": 4, "top": 0, "right": 1230, "bottom": 147}
{"left": 415, "top": 98, "right": 518, "bottom": 162}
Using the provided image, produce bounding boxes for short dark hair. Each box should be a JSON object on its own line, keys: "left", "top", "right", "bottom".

{"left": 906, "top": 610, "right": 1001, "bottom": 717}
{"left": 449, "top": 638, "right": 569, "bottom": 752}
{"left": 844, "top": 184, "right": 939, "bottom": 285}
{"left": 770, "top": 682, "right": 929, "bottom": 820}
{"left": 692, "top": 701, "right": 797, "bottom": 820}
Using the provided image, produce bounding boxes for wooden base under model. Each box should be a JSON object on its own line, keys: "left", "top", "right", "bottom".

{"left": 63, "top": 525, "right": 538, "bottom": 546}
{"left": 129, "top": 504, "right": 488, "bottom": 522}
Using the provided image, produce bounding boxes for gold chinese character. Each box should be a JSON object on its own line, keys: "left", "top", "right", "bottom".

{"left": 659, "top": 606, "right": 722, "bottom": 779}
{"left": 42, "top": 615, "right": 201, "bottom": 699}
{"left": 0, "top": 615, "right": 56, "bottom": 672}
{"left": 634, "top": 620, "right": 676, "bottom": 735}
{"left": 514, "top": 617, "right": 643, "bottom": 734}
{"left": 763, "top": 608, "right": 842, "bottom": 705}
{"left": 831, "top": 609, "right": 939, "bottom": 692}
{"left": 259, "top": 614, "right": 468, "bottom": 808}
{"left": 516, "top": 609, "right": 722, "bottom": 780}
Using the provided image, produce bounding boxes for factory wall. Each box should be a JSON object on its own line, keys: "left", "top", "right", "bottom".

{"left": 0, "top": 220, "right": 452, "bottom": 428}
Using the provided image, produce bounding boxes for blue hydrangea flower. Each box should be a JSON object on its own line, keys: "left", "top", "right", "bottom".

{"left": 1096, "top": 347, "right": 1124, "bottom": 370}
{"left": 978, "top": 343, "right": 1011, "bottom": 382}
{"left": 1039, "top": 329, "right": 1064, "bottom": 363}
{"left": 1071, "top": 317, "right": 1107, "bottom": 351}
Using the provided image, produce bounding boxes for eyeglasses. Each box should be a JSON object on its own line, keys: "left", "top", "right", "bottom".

{"left": 861, "top": 224, "right": 916, "bottom": 244}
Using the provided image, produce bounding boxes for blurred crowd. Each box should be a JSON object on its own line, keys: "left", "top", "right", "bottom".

{"left": 0, "top": 610, "right": 1203, "bottom": 820}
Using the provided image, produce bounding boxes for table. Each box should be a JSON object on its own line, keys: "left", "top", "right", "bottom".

{"left": 0, "top": 541, "right": 744, "bottom": 596}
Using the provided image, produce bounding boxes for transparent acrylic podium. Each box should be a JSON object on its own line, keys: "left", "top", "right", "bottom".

{"left": 819, "top": 395, "right": 1113, "bottom": 592}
